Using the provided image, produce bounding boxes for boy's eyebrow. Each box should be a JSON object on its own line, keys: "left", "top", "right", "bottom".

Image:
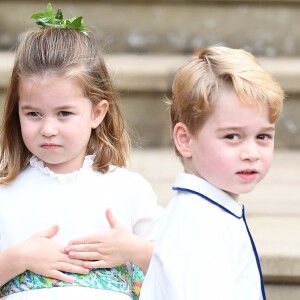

{"left": 217, "top": 126, "right": 276, "bottom": 132}
{"left": 260, "top": 126, "right": 276, "bottom": 132}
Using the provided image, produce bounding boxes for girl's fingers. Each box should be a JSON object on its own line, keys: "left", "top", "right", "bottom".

{"left": 65, "top": 257, "right": 88, "bottom": 267}
{"left": 68, "top": 251, "right": 102, "bottom": 261}
{"left": 66, "top": 244, "right": 93, "bottom": 252}
{"left": 66, "top": 243, "right": 107, "bottom": 254}
{"left": 83, "top": 260, "right": 110, "bottom": 269}
{"left": 37, "top": 224, "right": 59, "bottom": 239}
{"left": 68, "top": 235, "right": 99, "bottom": 245}
{"left": 105, "top": 208, "right": 119, "bottom": 229}
{"left": 59, "top": 262, "right": 90, "bottom": 275}
{"left": 49, "top": 270, "right": 76, "bottom": 284}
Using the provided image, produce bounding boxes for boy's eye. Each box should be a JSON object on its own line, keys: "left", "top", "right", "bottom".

{"left": 58, "top": 111, "right": 72, "bottom": 117}
{"left": 257, "top": 134, "right": 272, "bottom": 141}
{"left": 225, "top": 134, "right": 239, "bottom": 141}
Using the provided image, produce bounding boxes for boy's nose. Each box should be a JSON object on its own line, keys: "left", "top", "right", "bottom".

{"left": 40, "top": 119, "right": 59, "bottom": 137}
{"left": 240, "top": 143, "right": 260, "bottom": 162}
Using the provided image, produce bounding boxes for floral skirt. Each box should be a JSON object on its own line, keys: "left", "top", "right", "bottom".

{"left": 0, "top": 264, "right": 144, "bottom": 299}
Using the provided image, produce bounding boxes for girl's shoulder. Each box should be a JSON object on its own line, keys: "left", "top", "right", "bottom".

{"left": 0, "top": 166, "right": 33, "bottom": 189}
{"left": 106, "top": 165, "right": 152, "bottom": 187}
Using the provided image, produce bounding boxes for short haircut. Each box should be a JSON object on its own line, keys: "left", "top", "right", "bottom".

{"left": 169, "top": 46, "right": 284, "bottom": 138}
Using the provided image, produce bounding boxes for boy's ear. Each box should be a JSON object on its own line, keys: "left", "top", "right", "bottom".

{"left": 173, "top": 122, "right": 192, "bottom": 158}
{"left": 91, "top": 100, "right": 109, "bottom": 129}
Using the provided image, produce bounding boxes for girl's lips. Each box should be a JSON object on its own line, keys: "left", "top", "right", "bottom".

{"left": 41, "top": 144, "right": 60, "bottom": 150}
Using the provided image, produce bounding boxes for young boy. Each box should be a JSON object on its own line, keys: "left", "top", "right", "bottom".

{"left": 140, "top": 46, "right": 284, "bottom": 300}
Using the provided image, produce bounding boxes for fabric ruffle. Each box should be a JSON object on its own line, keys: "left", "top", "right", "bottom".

{"left": 29, "top": 155, "right": 94, "bottom": 183}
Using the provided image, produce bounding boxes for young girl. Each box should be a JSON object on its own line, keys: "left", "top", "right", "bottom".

{"left": 0, "top": 5, "right": 163, "bottom": 300}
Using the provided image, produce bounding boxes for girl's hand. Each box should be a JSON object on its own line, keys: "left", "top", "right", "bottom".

{"left": 66, "top": 209, "right": 153, "bottom": 272}
{"left": 20, "top": 225, "right": 90, "bottom": 283}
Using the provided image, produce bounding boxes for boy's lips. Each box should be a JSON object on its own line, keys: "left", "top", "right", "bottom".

{"left": 237, "top": 169, "right": 258, "bottom": 175}
{"left": 236, "top": 169, "right": 258, "bottom": 180}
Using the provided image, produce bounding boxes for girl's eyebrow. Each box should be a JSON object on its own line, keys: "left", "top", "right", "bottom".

{"left": 19, "top": 104, "right": 38, "bottom": 110}
{"left": 54, "top": 106, "right": 77, "bottom": 111}
{"left": 19, "top": 105, "right": 76, "bottom": 111}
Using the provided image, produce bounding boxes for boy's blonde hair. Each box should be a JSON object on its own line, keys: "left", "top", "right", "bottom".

{"left": 169, "top": 46, "right": 284, "bottom": 146}
{"left": 0, "top": 28, "right": 130, "bottom": 184}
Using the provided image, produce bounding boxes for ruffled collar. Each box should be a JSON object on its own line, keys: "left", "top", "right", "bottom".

{"left": 29, "top": 155, "right": 94, "bottom": 183}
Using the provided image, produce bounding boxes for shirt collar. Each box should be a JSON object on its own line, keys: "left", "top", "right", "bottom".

{"left": 172, "top": 172, "right": 243, "bottom": 218}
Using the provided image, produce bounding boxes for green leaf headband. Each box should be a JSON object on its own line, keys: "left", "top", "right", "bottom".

{"left": 31, "top": 3, "right": 88, "bottom": 32}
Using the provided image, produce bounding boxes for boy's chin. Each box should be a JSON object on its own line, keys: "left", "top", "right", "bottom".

{"left": 223, "top": 186, "right": 257, "bottom": 200}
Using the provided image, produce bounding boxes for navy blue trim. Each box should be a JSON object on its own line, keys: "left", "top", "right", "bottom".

{"left": 173, "top": 187, "right": 242, "bottom": 219}
{"left": 174, "top": 186, "right": 267, "bottom": 299}
{"left": 242, "top": 208, "right": 267, "bottom": 300}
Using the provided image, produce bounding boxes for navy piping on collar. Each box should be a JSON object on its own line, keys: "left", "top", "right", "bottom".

{"left": 173, "top": 186, "right": 266, "bottom": 300}
{"left": 172, "top": 187, "right": 242, "bottom": 218}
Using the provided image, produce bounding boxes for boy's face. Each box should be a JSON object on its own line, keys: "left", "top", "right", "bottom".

{"left": 176, "top": 88, "right": 275, "bottom": 200}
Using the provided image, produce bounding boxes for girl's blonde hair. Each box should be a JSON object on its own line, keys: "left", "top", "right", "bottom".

{"left": 170, "top": 46, "right": 284, "bottom": 141}
{"left": 0, "top": 27, "right": 130, "bottom": 184}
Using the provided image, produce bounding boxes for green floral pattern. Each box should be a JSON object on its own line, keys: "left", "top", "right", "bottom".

{"left": 0, "top": 264, "right": 144, "bottom": 299}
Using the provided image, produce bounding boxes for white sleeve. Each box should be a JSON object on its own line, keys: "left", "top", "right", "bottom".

{"left": 128, "top": 173, "right": 165, "bottom": 240}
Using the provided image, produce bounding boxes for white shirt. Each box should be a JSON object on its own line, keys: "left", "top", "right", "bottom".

{"left": 140, "top": 172, "right": 265, "bottom": 300}
{"left": 0, "top": 156, "right": 164, "bottom": 300}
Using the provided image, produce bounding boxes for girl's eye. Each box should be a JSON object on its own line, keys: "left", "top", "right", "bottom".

{"left": 58, "top": 111, "right": 72, "bottom": 117}
{"left": 28, "top": 112, "right": 41, "bottom": 117}
{"left": 225, "top": 134, "right": 239, "bottom": 141}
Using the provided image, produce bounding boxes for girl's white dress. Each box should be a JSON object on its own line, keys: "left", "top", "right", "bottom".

{"left": 0, "top": 156, "right": 164, "bottom": 300}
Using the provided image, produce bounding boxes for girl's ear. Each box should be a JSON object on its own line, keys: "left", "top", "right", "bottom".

{"left": 91, "top": 100, "right": 109, "bottom": 129}
{"left": 173, "top": 122, "right": 192, "bottom": 158}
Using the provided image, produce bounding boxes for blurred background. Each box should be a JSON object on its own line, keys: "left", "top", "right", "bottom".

{"left": 0, "top": 1, "right": 300, "bottom": 299}
{"left": 0, "top": 0, "right": 300, "bottom": 148}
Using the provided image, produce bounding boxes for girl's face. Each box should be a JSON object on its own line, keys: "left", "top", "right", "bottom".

{"left": 174, "top": 88, "right": 275, "bottom": 200}
{"left": 18, "top": 75, "right": 108, "bottom": 174}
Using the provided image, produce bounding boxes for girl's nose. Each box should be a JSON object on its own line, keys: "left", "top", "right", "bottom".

{"left": 40, "top": 119, "right": 59, "bottom": 137}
